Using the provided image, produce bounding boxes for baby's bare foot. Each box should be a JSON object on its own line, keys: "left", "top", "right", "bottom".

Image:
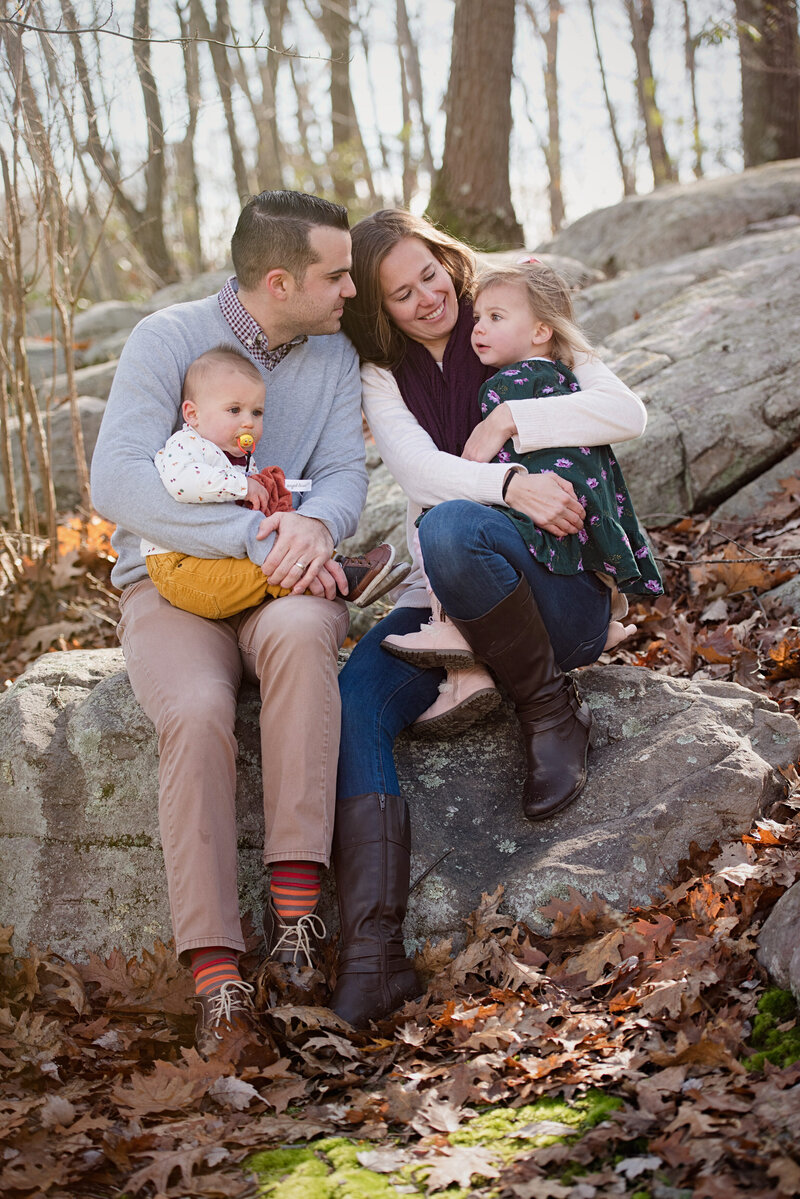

{"left": 603, "top": 621, "right": 636, "bottom": 652}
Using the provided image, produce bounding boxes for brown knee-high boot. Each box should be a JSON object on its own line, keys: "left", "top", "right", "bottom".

{"left": 449, "top": 576, "right": 593, "bottom": 820}
{"left": 330, "top": 792, "right": 420, "bottom": 1027}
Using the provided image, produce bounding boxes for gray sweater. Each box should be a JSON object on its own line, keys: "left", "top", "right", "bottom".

{"left": 90, "top": 294, "right": 367, "bottom": 590}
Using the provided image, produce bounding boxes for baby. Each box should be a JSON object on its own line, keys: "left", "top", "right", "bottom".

{"left": 142, "top": 346, "right": 407, "bottom": 619}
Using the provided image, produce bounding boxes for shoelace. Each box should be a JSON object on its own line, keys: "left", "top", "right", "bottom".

{"left": 205, "top": 979, "right": 255, "bottom": 1028}
{"left": 271, "top": 912, "right": 327, "bottom": 964}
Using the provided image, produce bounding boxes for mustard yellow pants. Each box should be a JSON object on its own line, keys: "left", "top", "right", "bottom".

{"left": 147, "top": 551, "right": 297, "bottom": 620}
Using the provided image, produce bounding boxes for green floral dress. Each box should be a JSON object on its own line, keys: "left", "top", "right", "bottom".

{"left": 482, "top": 358, "right": 663, "bottom": 596}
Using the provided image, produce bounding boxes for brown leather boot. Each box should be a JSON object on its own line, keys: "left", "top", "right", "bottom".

{"left": 450, "top": 576, "right": 594, "bottom": 821}
{"left": 330, "top": 792, "right": 421, "bottom": 1028}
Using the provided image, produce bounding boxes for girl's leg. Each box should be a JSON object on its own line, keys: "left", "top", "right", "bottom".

{"left": 333, "top": 607, "right": 442, "bottom": 1028}
{"left": 419, "top": 500, "right": 609, "bottom": 821}
{"left": 418, "top": 500, "right": 610, "bottom": 670}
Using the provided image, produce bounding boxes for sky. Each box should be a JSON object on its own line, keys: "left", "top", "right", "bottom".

{"left": 24, "top": 0, "right": 745, "bottom": 257}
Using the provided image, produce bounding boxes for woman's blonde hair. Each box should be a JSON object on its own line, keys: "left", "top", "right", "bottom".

{"left": 341, "top": 210, "right": 477, "bottom": 368}
{"left": 474, "top": 261, "right": 594, "bottom": 368}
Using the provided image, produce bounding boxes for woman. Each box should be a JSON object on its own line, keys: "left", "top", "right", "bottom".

{"left": 331, "top": 211, "right": 647, "bottom": 1028}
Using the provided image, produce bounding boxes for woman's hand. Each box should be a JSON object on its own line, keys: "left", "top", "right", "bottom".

{"left": 504, "top": 471, "right": 585, "bottom": 536}
{"left": 461, "top": 402, "right": 516, "bottom": 462}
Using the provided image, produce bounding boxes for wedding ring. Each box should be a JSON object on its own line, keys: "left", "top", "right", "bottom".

{"left": 294, "top": 561, "right": 307, "bottom": 571}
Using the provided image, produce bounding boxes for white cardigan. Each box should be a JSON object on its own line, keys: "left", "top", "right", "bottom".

{"left": 361, "top": 353, "right": 648, "bottom": 609}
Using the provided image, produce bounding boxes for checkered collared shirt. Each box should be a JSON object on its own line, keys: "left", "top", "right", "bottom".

{"left": 218, "top": 276, "right": 307, "bottom": 371}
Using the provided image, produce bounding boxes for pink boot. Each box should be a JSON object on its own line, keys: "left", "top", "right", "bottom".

{"left": 412, "top": 664, "right": 502, "bottom": 739}
{"left": 382, "top": 598, "right": 478, "bottom": 669}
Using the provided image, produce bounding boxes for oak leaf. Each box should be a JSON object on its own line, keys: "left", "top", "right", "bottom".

{"left": 418, "top": 1145, "right": 500, "bottom": 1191}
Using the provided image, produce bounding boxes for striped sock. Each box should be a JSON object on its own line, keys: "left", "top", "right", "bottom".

{"left": 190, "top": 946, "right": 242, "bottom": 997}
{"left": 270, "top": 861, "right": 321, "bottom": 921}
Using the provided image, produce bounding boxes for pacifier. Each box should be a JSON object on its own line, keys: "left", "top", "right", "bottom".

{"left": 236, "top": 432, "right": 255, "bottom": 453}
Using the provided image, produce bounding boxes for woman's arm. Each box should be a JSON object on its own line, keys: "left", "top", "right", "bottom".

{"left": 362, "top": 363, "right": 585, "bottom": 536}
{"left": 361, "top": 362, "right": 511, "bottom": 509}
{"left": 462, "top": 354, "right": 647, "bottom": 463}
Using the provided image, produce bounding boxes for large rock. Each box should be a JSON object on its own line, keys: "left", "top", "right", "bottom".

{"left": 710, "top": 445, "right": 800, "bottom": 523}
{"left": 757, "top": 883, "right": 800, "bottom": 1002}
{"left": 537, "top": 159, "right": 800, "bottom": 275}
{"left": 43, "top": 360, "right": 119, "bottom": 403}
{"left": 144, "top": 268, "right": 232, "bottom": 311}
{"left": 0, "top": 397, "right": 106, "bottom": 517}
{"left": 1, "top": 650, "right": 797, "bottom": 960}
{"left": 604, "top": 223, "right": 800, "bottom": 522}
{"left": 575, "top": 223, "right": 800, "bottom": 343}
{"left": 73, "top": 300, "right": 149, "bottom": 343}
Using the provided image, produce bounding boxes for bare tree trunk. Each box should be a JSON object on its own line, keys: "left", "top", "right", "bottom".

{"left": 587, "top": 0, "right": 636, "bottom": 195}
{"left": 354, "top": 2, "right": 392, "bottom": 202}
{"left": 189, "top": 0, "right": 251, "bottom": 200}
{"left": 288, "top": 58, "right": 327, "bottom": 194}
{"left": 175, "top": 0, "right": 204, "bottom": 270}
{"left": 525, "top": 1, "right": 565, "bottom": 233}
{"left": 396, "top": 0, "right": 435, "bottom": 178}
{"left": 735, "top": 0, "right": 800, "bottom": 166}
{"left": 61, "top": 0, "right": 178, "bottom": 283}
{"left": 251, "top": 0, "right": 286, "bottom": 188}
{"left": 319, "top": 0, "right": 358, "bottom": 204}
{"left": 679, "top": 0, "right": 704, "bottom": 177}
{"left": 398, "top": 33, "right": 415, "bottom": 205}
{"left": 624, "top": 0, "right": 677, "bottom": 187}
{"left": 428, "top": 0, "right": 523, "bottom": 249}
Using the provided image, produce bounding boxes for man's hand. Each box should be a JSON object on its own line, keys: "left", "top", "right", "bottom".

{"left": 504, "top": 471, "right": 585, "bottom": 536}
{"left": 246, "top": 477, "right": 272, "bottom": 512}
{"left": 257, "top": 510, "right": 345, "bottom": 599}
{"left": 461, "top": 402, "right": 516, "bottom": 462}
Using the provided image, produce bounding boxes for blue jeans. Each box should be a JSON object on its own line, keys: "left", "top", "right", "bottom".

{"left": 337, "top": 500, "right": 610, "bottom": 799}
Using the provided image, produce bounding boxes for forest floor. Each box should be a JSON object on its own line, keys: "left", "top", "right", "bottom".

{"left": 1, "top": 474, "right": 800, "bottom": 1198}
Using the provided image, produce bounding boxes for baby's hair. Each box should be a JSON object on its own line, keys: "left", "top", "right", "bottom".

{"left": 182, "top": 346, "right": 264, "bottom": 406}
{"left": 474, "top": 262, "right": 594, "bottom": 368}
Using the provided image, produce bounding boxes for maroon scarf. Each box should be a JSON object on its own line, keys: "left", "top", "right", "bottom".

{"left": 393, "top": 299, "right": 493, "bottom": 456}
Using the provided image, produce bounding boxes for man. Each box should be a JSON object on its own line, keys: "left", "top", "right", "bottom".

{"left": 91, "top": 191, "right": 368, "bottom": 1054}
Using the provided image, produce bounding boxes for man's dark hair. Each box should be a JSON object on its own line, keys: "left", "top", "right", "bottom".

{"left": 231, "top": 191, "right": 350, "bottom": 289}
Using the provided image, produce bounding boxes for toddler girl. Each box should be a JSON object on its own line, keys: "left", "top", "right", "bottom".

{"left": 382, "top": 260, "right": 662, "bottom": 731}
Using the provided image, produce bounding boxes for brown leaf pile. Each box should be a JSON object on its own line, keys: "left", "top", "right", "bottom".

{"left": 610, "top": 475, "right": 800, "bottom": 721}
{"left": 0, "top": 516, "right": 120, "bottom": 691}
{"left": 2, "top": 795, "right": 800, "bottom": 1198}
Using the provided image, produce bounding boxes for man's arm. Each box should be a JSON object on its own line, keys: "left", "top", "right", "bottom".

{"left": 258, "top": 339, "right": 368, "bottom": 595}
{"left": 292, "top": 341, "right": 368, "bottom": 545}
{"left": 91, "top": 318, "right": 268, "bottom": 564}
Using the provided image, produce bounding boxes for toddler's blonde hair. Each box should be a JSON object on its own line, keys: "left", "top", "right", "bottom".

{"left": 474, "top": 261, "right": 593, "bottom": 368}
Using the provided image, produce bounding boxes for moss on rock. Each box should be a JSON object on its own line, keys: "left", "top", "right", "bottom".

{"left": 744, "top": 987, "right": 800, "bottom": 1070}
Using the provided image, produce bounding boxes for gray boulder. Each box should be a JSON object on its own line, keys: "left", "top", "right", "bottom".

{"left": 537, "top": 159, "right": 800, "bottom": 275}
{"left": 605, "top": 223, "right": 800, "bottom": 523}
{"left": 73, "top": 300, "right": 149, "bottom": 343}
{"left": 43, "top": 360, "right": 119, "bottom": 404}
{"left": 1, "top": 650, "right": 796, "bottom": 961}
{"left": 78, "top": 328, "right": 135, "bottom": 369}
{"left": 0, "top": 397, "right": 106, "bottom": 517}
{"left": 144, "top": 268, "right": 232, "bottom": 311}
{"left": 26, "top": 339, "right": 66, "bottom": 389}
{"left": 710, "top": 445, "right": 800, "bottom": 523}
{"left": 575, "top": 224, "right": 800, "bottom": 343}
{"left": 757, "top": 883, "right": 800, "bottom": 1002}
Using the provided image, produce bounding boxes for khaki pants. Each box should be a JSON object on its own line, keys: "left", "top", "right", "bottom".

{"left": 147, "top": 551, "right": 294, "bottom": 620}
{"left": 117, "top": 578, "right": 349, "bottom": 962}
